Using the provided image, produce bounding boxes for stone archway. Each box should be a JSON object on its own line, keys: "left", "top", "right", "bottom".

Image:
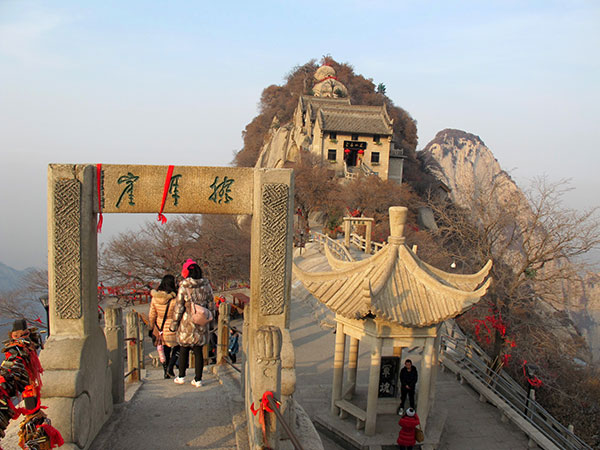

{"left": 43, "top": 164, "right": 294, "bottom": 449}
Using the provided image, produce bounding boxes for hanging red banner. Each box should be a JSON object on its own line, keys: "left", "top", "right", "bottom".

{"left": 157, "top": 165, "right": 174, "bottom": 224}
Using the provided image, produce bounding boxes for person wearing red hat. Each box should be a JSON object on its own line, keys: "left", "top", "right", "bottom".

{"left": 396, "top": 408, "right": 420, "bottom": 450}
{"left": 169, "top": 259, "right": 215, "bottom": 387}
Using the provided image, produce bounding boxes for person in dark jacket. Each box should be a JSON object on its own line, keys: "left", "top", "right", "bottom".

{"left": 228, "top": 327, "right": 240, "bottom": 363}
{"left": 397, "top": 408, "right": 420, "bottom": 450}
{"left": 399, "top": 359, "right": 418, "bottom": 413}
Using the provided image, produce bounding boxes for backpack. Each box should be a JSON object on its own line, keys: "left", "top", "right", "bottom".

{"left": 189, "top": 302, "right": 212, "bottom": 326}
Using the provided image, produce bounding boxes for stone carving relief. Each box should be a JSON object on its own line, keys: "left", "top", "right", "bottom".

{"left": 260, "top": 183, "right": 289, "bottom": 315}
{"left": 255, "top": 326, "right": 282, "bottom": 364}
{"left": 53, "top": 179, "right": 82, "bottom": 319}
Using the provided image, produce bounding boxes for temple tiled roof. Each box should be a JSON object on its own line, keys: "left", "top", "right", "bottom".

{"left": 293, "top": 239, "right": 491, "bottom": 327}
{"left": 317, "top": 106, "right": 393, "bottom": 135}
{"left": 299, "top": 96, "right": 350, "bottom": 119}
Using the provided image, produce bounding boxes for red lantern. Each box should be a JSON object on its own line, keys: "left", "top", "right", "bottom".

{"left": 344, "top": 148, "right": 350, "bottom": 154}
{"left": 358, "top": 149, "right": 364, "bottom": 155}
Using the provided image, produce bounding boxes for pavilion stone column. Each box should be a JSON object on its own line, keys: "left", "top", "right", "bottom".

{"left": 247, "top": 168, "right": 294, "bottom": 449}
{"left": 41, "top": 164, "right": 112, "bottom": 450}
{"left": 417, "top": 337, "right": 435, "bottom": 430}
{"left": 365, "top": 336, "right": 383, "bottom": 436}
{"left": 331, "top": 321, "right": 346, "bottom": 415}
{"left": 428, "top": 331, "right": 442, "bottom": 413}
{"left": 345, "top": 337, "right": 359, "bottom": 399}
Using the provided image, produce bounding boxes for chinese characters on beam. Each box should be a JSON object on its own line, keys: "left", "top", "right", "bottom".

{"left": 95, "top": 165, "right": 254, "bottom": 220}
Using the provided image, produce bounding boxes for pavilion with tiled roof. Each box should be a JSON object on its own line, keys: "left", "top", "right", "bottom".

{"left": 293, "top": 207, "right": 492, "bottom": 435}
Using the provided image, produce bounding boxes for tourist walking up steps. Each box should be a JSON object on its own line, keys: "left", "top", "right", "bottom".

{"left": 396, "top": 408, "right": 420, "bottom": 450}
{"left": 169, "top": 259, "right": 215, "bottom": 387}
{"left": 149, "top": 274, "right": 179, "bottom": 379}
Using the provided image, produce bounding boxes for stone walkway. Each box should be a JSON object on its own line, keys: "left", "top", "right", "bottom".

{"left": 89, "top": 369, "right": 238, "bottom": 450}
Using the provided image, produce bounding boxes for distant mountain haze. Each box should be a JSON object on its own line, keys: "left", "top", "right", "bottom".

{"left": 0, "top": 262, "right": 32, "bottom": 292}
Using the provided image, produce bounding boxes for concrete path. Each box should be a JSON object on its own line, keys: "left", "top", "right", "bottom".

{"left": 89, "top": 368, "right": 238, "bottom": 450}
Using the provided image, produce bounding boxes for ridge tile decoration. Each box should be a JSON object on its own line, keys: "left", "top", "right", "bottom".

{"left": 98, "top": 165, "right": 254, "bottom": 215}
{"left": 260, "top": 183, "right": 289, "bottom": 315}
{"left": 53, "top": 179, "right": 82, "bottom": 319}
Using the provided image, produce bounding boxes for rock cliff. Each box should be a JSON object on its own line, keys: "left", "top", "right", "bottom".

{"left": 254, "top": 121, "right": 308, "bottom": 169}
{"left": 421, "top": 129, "right": 600, "bottom": 362}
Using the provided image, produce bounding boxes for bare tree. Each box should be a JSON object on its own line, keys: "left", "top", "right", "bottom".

{"left": 99, "top": 215, "right": 250, "bottom": 288}
{"left": 429, "top": 176, "right": 600, "bottom": 358}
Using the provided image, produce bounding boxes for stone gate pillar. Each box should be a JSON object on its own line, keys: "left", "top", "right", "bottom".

{"left": 246, "top": 168, "right": 294, "bottom": 449}
{"left": 41, "top": 164, "right": 112, "bottom": 450}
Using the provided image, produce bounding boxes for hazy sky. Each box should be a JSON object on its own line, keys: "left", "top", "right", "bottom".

{"left": 1, "top": 0, "right": 599, "bottom": 270}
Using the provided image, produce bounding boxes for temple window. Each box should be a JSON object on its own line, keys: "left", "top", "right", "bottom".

{"left": 329, "top": 132, "right": 337, "bottom": 140}
{"left": 351, "top": 134, "right": 359, "bottom": 141}
{"left": 373, "top": 135, "right": 380, "bottom": 143}
{"left": 328, "top": 149, "right": 337, "bottom": 161}
{"left": 371, "top": 152, "right": 380, "bottom": 164}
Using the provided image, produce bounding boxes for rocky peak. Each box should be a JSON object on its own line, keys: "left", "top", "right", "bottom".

{"left": 420, "top": 128, "right": 518, "bottom": 210}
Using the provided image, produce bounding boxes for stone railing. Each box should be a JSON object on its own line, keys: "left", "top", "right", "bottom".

{"left": 311, "top": 231, "right": 353, "bottom": 262}
{"left": 440, "top": 322, "right": 591, "bottom": 450}
{"left": 349, "top": 233, "right": 386, "bottom": 254}
{"left": 104, "top": 307, "right": 147, "bottom": 405}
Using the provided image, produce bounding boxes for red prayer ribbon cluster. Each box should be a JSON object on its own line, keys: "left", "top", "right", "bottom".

{"left": 522, "top": 360, "right": 543, "bottom": 387}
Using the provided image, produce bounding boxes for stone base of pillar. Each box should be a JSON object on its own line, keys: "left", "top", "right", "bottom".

{"left": 40, "top": 326, "right": 112, "bottom": 449}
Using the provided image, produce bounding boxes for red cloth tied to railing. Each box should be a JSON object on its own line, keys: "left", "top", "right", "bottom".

{"left": 96, "top": 163, "right": 103, "bottom": 232}
{"left": 157, "top": 165, "right": 174, "bottom": 224}
{"left": 250, "top": 391, "right": 280, "bottom": 449}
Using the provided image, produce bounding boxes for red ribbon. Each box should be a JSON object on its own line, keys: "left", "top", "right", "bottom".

{"left": 250, "top": 391, "right": 280, "bottom": 448}
{"left": 96, "top": 164, "right": 103, "bottom": 233}
{"left": 158, "top": 165, "right": 174, "bottom": 224}
{"left": 522, "top": 360, "right": 543, "bottom": 387}
{"left": 318, "top": 75, "right": 338, "bottom": 83}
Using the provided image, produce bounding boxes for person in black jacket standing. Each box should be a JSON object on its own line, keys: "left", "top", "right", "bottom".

{"left": 399, "top": 359, "right": 418, "bottom": 414}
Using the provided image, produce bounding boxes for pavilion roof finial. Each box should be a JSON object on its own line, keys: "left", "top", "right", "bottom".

{"left": 388, "top": 206, "right": 408, "bottom": 245}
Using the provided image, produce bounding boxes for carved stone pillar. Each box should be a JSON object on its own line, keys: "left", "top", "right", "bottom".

{"left": 253, "top": 326, "right": 282, "bottom": 449}
{"left": 42, "top": 164, "right": 112, "bottom": 449}
{"left": 247, "top": 169, "right": 293, "bottom": 449}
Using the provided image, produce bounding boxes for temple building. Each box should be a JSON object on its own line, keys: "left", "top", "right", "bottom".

{"left": 291, "top": 65, "right": 405, "bottom": 183}
{"left": 255, "top": 64, "right": 405, "bottom": 183}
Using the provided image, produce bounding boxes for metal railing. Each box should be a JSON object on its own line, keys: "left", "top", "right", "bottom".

{"left": 266, "top": 394, "right": 305, "bottom": 450}
{"left": 311, "top": 231, "right": 353, "bottom": 262}
{"left": 440, "top": 324, "right": 591, "bottom": 450}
